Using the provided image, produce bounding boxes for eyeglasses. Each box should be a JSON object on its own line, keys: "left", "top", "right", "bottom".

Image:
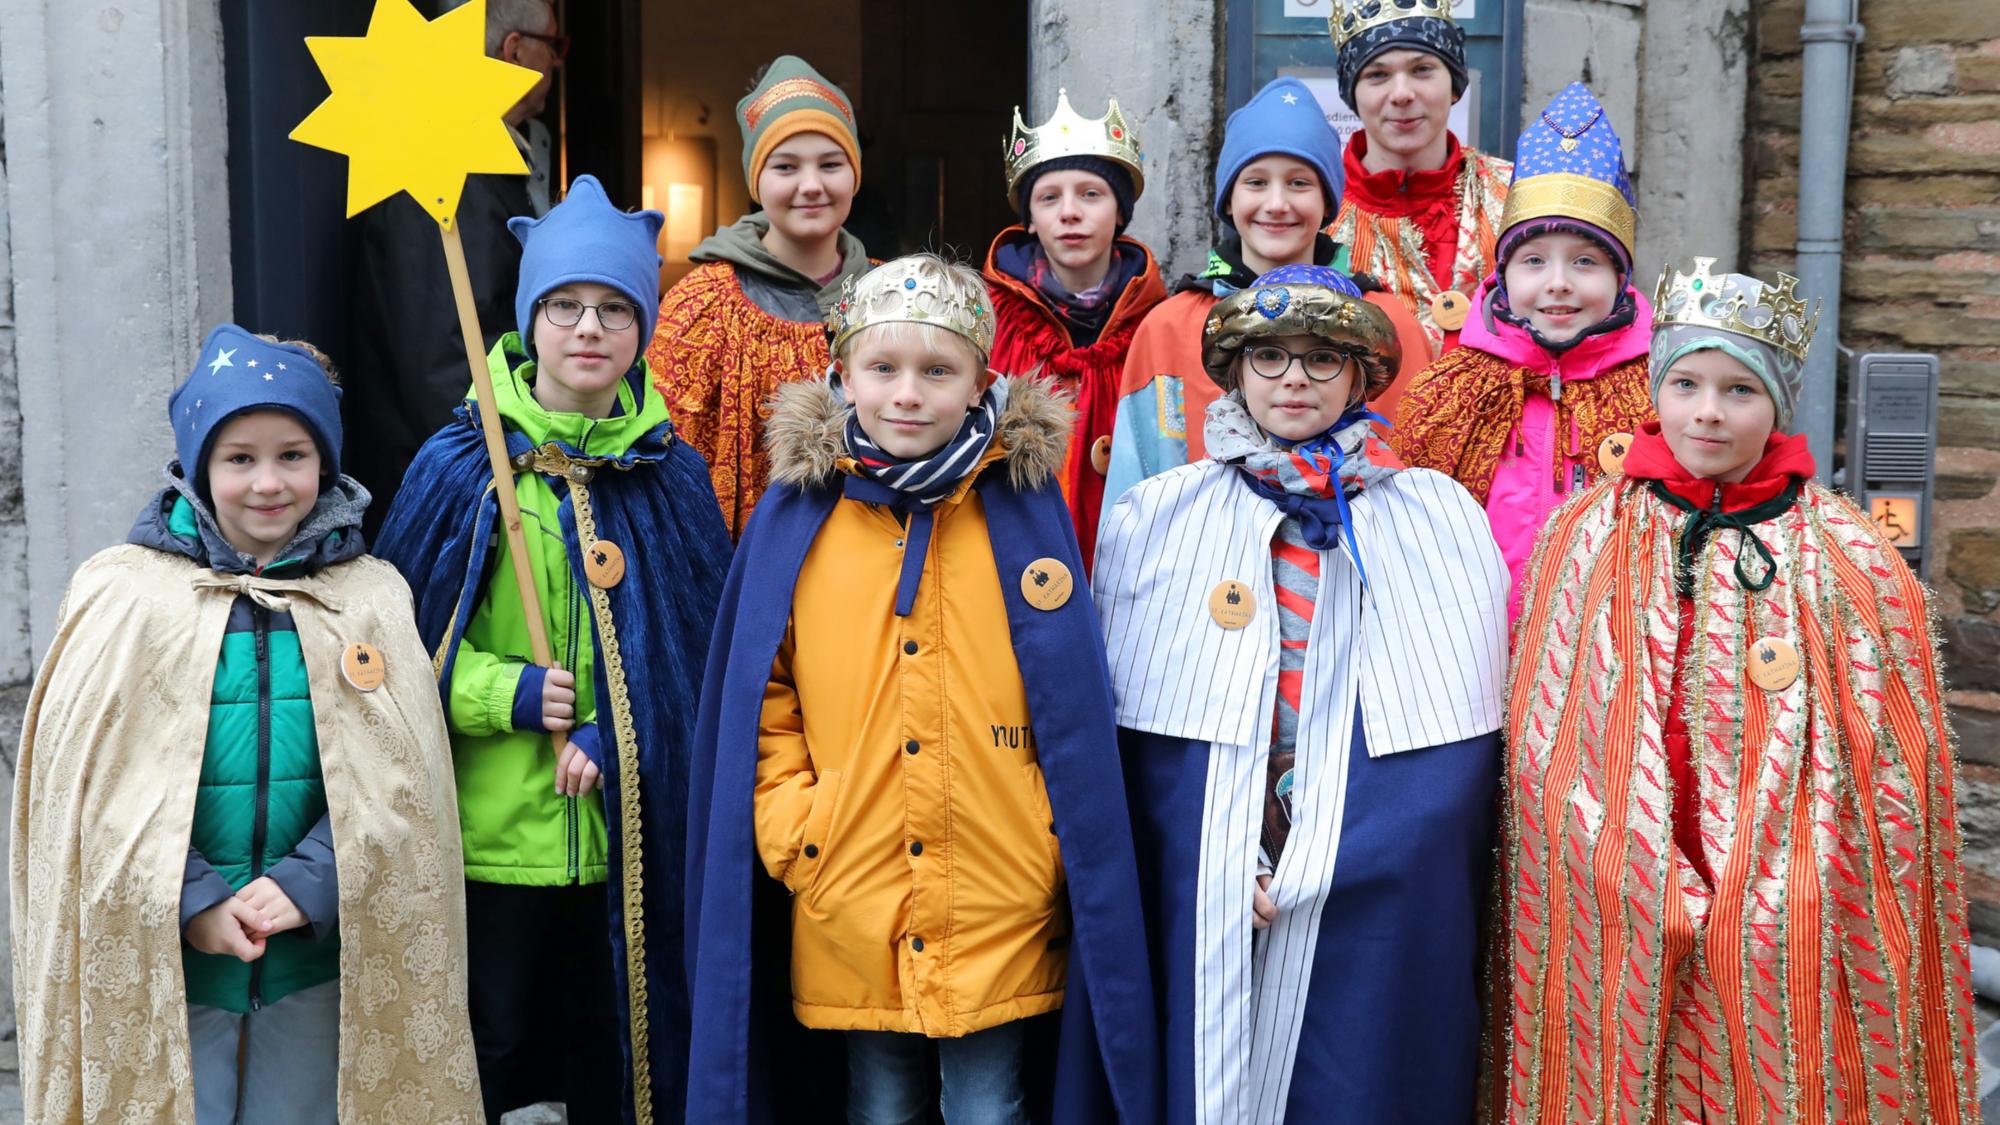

{"left": 515, "top": 29, "right": 570, "bottom": 61}
{"left": 1244, "top": 345, "right": 1354, "bottom": 383}
{"left": 539, "top": 297, "right": 639, "bottom": 332}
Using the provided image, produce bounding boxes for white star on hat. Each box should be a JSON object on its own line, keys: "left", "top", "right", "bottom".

{"left": 1281, "top": 92, "right": 1299, "bottom": 105}
{"left": 207, "top": 348, "right": 236, "bottom": 375}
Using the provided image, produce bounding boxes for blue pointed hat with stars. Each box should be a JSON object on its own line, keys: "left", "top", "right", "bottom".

{"left": 170, "top": 323, "right": 343, "bottom": 487}
{"left": 1498, "top": 82, "right": 1638, "bottom": 267}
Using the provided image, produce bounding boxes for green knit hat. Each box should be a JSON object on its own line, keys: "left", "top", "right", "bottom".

{"left": 737, "top": 56, "right": 861, "bottom": 201}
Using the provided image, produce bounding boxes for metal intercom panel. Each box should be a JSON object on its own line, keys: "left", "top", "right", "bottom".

{"left": 1845, "top": 352, "right": 1940, "bottom": 578}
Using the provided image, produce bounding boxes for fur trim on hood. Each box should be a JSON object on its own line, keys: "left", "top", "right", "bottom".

{"left": 766, "top": 375, "right": 1071, "bottom": 494}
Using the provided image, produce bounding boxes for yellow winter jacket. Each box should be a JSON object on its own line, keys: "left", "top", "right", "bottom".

{"left": 753, "top": 378, "right": 1074, "bottom": 1037}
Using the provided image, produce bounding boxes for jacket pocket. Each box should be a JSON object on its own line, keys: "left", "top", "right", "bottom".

{"left": 1021, "top": 763, "right": 1063, "bottom": 900}
{"left": 786, "top": 768, "right": 845, "bottom": 904}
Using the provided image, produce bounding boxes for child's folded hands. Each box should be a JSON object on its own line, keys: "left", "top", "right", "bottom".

{"left": 186, "top": 897, "right": 272, "bottom": 963}
{"left": 236, "top": 875, "right": 307, "bottom": 935}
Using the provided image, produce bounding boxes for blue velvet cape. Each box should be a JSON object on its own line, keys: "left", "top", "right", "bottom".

{"left": 375, "top": 378, "right": 732, "bottom": 1125}
{"left": 683, "top": 468, "right": 1160, "bottom": 1124}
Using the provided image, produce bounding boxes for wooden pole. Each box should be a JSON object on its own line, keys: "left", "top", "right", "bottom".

{"left": 438, "top": 217, "right": 568, "bottom": 762}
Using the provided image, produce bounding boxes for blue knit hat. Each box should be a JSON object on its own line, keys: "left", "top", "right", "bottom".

{"left": 1213, "top": 78, "right": 1345, "bottom": 228}
{"left": 170, "top": 323, "right": 343, "bottom": 488}
{"left": 508, "top": 174, "right": 666, "bottom": 357}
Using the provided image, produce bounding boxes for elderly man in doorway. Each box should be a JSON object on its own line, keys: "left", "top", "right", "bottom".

{"left": 343, "top": 0, "right": 564, "bottom": 535}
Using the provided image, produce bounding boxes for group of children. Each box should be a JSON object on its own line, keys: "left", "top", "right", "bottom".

{"left": 10, "top": 3, "right": 1975, "bottom": 1124}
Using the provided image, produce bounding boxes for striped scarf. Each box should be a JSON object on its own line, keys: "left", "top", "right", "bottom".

{"left": 841, "top": 379, "right": 1007, "bottom": 511}
{"left": 1206, "top": 394, "right": 1394, "bottom": 586}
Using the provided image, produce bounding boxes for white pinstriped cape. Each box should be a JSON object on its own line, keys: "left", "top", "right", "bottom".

{"left": 1092, "top": 461, "right": 1507, "bottom": 1124}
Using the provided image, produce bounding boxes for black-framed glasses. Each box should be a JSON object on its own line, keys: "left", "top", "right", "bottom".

{"left": 539, "top": 297, "right": 639, "bottom": 332}
{"left": 516, "top": 29, "right": 570, "bottom": 61}
{"left": 1245, "top": 344, "right": 1353, "bottom": 383}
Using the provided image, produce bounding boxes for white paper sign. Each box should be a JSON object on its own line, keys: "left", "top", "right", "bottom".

{"left": 1284, "top": 69, "right": 1478, "bottom": 149}
{"left": 1285, "top": 0, "right": 1474, "bottom": 19}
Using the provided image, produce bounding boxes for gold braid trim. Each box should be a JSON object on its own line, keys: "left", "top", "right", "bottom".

{"left": 566, "top": 477, "right": 654, "bottom": 1125}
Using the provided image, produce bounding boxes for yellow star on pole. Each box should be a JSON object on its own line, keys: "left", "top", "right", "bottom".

{"left": 289, "top": 0, "right": 539, "bottom": 223}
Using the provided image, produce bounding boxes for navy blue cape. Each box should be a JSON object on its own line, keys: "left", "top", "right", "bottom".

{"left": 1124, "top": 721, "right": 1499, "bottom": 1123}
{"left": 683, "top": 466, "right": 1160, "bottom": 1123}
{"left": 375, "top": 381, "right": 732, "bottom": 1125}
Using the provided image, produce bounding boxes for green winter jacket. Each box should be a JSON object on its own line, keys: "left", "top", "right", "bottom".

{"left": 131, "top": 480, "right": 369, "bottom": 1014}
{"left": 446, "top": 335, "right": 670, "bottom": 885}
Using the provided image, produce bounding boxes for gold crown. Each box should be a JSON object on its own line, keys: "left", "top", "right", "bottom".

{"left": 1329, "top": 0, "right": 1457, "bottom": 50}
{"left": 1652, "top": 257, "right": 1821, "bottom": 364}
{"left": 828, "top": 257, "right": 995, "bottom": 358}
{"left": 1003, "top": 88, "right": 1145, "bottom": 199}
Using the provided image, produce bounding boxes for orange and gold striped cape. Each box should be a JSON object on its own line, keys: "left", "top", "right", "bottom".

{"left": 1488, "top": 476, "right": 1975, "bottom": 1125}
{"left": 647, "top": 260, "right": 832, "bottom": 538}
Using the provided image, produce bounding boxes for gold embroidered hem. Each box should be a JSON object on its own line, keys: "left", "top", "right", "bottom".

{"left": 567, "top": 478, "right": 654, "bottom": 1124}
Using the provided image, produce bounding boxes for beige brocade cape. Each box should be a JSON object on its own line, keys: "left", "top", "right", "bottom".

{"left": 10, "top": 546, "right": 482, "bottom": 1123}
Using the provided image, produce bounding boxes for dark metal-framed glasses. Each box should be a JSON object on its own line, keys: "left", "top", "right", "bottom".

{"left": 516, "top": 29, "right": 571, "bottom": 61}
{"left": 1244, "top": 345, "right": 1354, "bottom": 383}
{"left": 539, "top": 297, "right": 640, "bottom": 332}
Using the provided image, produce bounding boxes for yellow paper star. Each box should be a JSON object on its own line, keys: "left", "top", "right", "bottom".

{"left": 290, "top": 0, "right": 539, "bottom": 222}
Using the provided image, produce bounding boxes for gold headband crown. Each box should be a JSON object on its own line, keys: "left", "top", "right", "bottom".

{"left": 1652, "top": 257, "right": 1821, "bottom": 364}
{"left": 1329, "top": 0, "right": 1457, "bottom": 51}
{"left": 829, "top": 256, "right": 995, "bottom": 358}
{"left": 1003, "top": 88, "right": 1146, "bottom": 199}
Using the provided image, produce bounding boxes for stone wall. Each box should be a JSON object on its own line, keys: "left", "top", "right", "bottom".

{"left": 1520, "top": 0, "right": 1754, "bottom": 287}
{"left": 1027, "top": 0, "right": 1220, "bottom": 280}
{"left": 1746, "top": 0, "right": 2000, "bottom": 939}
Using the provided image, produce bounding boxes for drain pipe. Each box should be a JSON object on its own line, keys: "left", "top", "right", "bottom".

{"left": 1795, "top": 0, "right": 1865, "bottom": 480}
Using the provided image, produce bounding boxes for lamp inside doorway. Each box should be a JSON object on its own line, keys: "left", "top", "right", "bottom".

{"left": 643, "top": 130, "right": 717, "bottom": 287}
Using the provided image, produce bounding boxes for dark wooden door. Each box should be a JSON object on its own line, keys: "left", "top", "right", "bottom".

{"left": 856, "top": 0, "right": 1028, "bottom": 260}
{"left": 558, "top": 0, "right": 645, "bottom": 208}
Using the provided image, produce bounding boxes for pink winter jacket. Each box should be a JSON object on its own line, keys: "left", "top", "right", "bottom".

{"left": 1456, "top": 275, "right": 1654, "bottom": 622}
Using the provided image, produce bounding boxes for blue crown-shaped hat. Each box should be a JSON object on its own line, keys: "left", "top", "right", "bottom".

{"left": 509, "top": 175, "right": 667, "bottom": 353}
{"left": 170, "top": 323, "right": 344, "bottom": 484}
{"left": 1499, "top": 82, "right": 1637, "bottom": 259}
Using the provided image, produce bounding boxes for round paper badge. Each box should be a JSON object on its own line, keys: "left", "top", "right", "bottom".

{"left": 342, "top": 642, "right": 387, "bottom": 693}
{"left": 1748, "top": 636, "right": 1801, "bottom": 692}
{"left": 1090, "top": 435, "right": 1112, "bottom": 476}
{"left": 1598, "top": 432, "right": 1634, "bottom": 475}
{"left": 1208, "top": 580, "right": 1256, "bottom": 630}
{"left": 1430, "top": 290, "right": 1470, "bottom": 332}
{"left": 584, "top": 539, "right": 626, "bottom": 589}
{"left": 1021, "top": 558, "right": 1074, "bottom": 611}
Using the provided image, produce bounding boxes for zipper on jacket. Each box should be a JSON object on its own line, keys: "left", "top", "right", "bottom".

{"left": 564, "top": 565, "right": 582, "bottom": 883}
{"left": 249, "top": 603, "right": 272, "bottom": 1011}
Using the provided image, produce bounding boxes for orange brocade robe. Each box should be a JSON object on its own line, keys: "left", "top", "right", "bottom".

{"left": 1489, "top": 474, "right": 1976, "bottom": 1124}
{"left": 647, "top": 260, "right": 832, "bottom": 536}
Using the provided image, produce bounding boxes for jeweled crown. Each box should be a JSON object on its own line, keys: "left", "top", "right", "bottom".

{"left": 1003, "top": 88, "right": 1145, "bottom": 199}
{"left": 829, "top": 256, "right": 995, "bottom": 358}
{"left": 1329, "top": 0, "right": 1457, "bottom": 51}
{"left": 1652, "top": 257, "right": 1821, "bottom": 364}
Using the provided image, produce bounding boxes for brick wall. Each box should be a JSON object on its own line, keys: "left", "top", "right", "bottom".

{"left": 1747, "top": 0, "right": 2000, "bottom": 939}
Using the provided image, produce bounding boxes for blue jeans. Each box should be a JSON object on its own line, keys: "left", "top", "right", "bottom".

{"left": 846, "top": 1021, "right": 1029, "bottom": 1125}
{"left": 187, "top": 979, "right": 339, "bottom": 1125}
